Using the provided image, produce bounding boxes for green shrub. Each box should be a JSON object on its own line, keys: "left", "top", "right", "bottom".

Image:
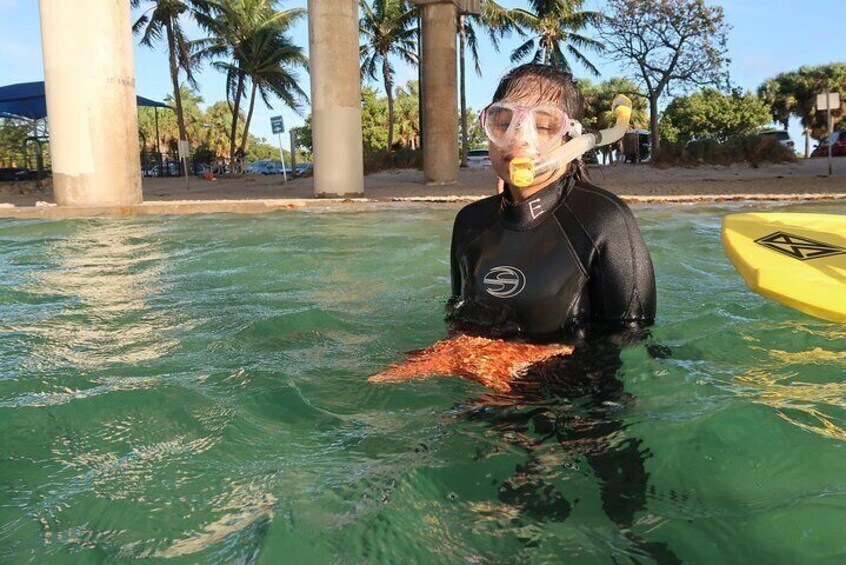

{"left": 652, "top": 135, "right": 797, "bottom": 168}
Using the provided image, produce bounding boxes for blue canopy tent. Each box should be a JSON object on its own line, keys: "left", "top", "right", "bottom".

{"left": 0, "top": 81, "right": 169, "bottom": 119}
{"left": 0, "top": 81, "right": 171, "bottom": 153}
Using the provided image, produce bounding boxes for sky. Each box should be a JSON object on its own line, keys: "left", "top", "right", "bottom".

{"left": 1, "top": 0, "right": 843, "bottom": 152}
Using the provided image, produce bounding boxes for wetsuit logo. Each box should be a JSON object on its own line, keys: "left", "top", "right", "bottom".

{"left": 483, "top": 266, "right": 526, "bottom": 298}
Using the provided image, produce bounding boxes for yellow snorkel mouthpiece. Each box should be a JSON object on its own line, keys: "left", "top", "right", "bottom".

{"left": 509, "top": 157, "right": 535, "bottom": 188}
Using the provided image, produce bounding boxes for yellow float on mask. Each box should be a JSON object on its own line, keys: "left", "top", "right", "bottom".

{"left": 483, "top": 96, "right": 634, "bottom": 188}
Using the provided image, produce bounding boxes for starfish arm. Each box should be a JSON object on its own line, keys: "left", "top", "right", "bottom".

{"left": 368, "top": 335, "right": 574, "bottom": 391}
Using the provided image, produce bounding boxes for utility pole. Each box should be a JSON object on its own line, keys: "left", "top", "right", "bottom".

{"left": 817, "top": 90, "right": 841, "bottom": 177}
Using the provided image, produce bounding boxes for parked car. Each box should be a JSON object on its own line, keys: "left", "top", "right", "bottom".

{"left": 0, "top": 167, "right": 32, "bottom": 182}
{"left": 295, "top": 162, "right": 314, "bottom": 176}
{"left": 194, "top": 163, "right": 214, "bottom": 176}
{"left": 466, "top": 148, "right": 491, "bottom": 168}
{"left": 142, "top": 161, "right": 181, "bottom": 177}
{"left": 811, "top": 131, "right": 846, "bottom": 157}
{"left": 246, "top": 159, "right": 285, "bottom": 174}
{"left": 759, "top": 130, "right": 795, "bottom": 151}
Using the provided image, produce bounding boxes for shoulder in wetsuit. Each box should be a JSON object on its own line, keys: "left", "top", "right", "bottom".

{"left": 448, "top": 176, "right": 656, "bottom": 340}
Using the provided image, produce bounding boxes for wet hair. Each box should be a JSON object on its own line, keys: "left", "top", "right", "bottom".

{"left": 492, "top": 64, "right": 589, "bottom": 182}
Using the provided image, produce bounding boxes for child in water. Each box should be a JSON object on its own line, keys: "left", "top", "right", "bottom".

{"left": 372, "top": 63, "right": 656, "bottom": 390}
{"left": 372, "top": 65, "right": 677, "bottom": 562}
{"left": 448, "top": 63, "right": 655, "bottom": 342}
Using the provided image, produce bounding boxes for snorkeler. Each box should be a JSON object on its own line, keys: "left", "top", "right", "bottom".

{"left": 371, "top": 64, "right": 677, "bottom": 562}
{"left": 449, "top": 63, "right": 655, "bottom": 341}
{"left": 371, "top": 63, "right": 656, "bottom": 389}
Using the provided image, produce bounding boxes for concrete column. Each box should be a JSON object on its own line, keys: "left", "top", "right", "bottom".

{"left": 39, "top": 0, "right": 142, "bottom": 206}
{"left": 308, "top": 0, "right": 364, "bottom": 197}
{"left": 420, "top": 2, "right": 458, "bottom": 184}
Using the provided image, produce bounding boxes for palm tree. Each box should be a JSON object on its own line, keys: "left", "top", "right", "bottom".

{"left": 771, "top": 65, "right": 846, "bottom": 158}
{"left": 510, "top": 0, "right": 604, "bottom": 75}
{"left": 394, "top": 81, "right": 420, "bottom": 149}
{"left": 757, "top": 76, "right": 797, "bottom": 132}
{"left": 359, "top": 0, "right": 418, "bottom": 150}
{"left": 458, "top": 1, "right": 525, "bottom": 166}
{"left": 164, "top": 86, "right": 205, "bottom": 142}
{"left": 131, "top": 0, "right": 212, "bottom": 143}
{"left": 195, "top": 0, "right": 305, "bottom": 162}
{"left": 235, "top": 25, "right": 308, "bottom": 156}
{"left": 202, "top": 101, "right": 245, "bottom": 159}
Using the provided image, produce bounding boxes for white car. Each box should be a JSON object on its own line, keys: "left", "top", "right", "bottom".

{"left": 759, "top": 130, "right": 795, "bottom": 151}
{"left": 466, "top": 149, "right": 491, "bottom": 168}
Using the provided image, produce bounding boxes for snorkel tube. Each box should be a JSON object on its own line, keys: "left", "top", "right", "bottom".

{"left": 509, "top": 95, "right": 634, "bottom": 188}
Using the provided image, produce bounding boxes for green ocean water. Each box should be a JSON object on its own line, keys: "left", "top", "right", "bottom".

{"left": 0, "top": 202, "right": 844, "bottom": 564}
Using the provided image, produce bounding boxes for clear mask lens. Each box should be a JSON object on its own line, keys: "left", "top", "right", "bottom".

{"left": 482, "top": 103, "right": 569, "bottom": 153}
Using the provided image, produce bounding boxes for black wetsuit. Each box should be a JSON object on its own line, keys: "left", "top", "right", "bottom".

{"left": 448, "top": 176, "right": 678, "bottom": 561}
{"left": 449, "top": 175, "right": 656, "bottom": 340}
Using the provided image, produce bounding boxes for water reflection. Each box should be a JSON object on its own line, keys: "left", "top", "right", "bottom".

{"left": 734, "top": 362, "right": 846, "bottom": 443}
{"left": 455, "top": 337, "right": 682, "bottom": 563}
{"left": 153, "top": 482, "right": 277, "bottom": 559}
{"left": 21, "top": 221, "right": 186, "bottom": 370}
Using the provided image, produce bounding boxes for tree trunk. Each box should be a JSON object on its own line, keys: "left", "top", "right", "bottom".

{"left": 384, "top": 58, "right": 394, "bottom": 150}
{"left": 228, "top": 71, "right": 245, "bottom": 164}
{"left": 459, "top": 16, "right": 468, "bottom": 168}
{"left": 805, "top": 127, "right": 811, "bottom": 159}
{"left": 165, "top": 19, "right": 188, "bottom": 144}
{"left": 649, "top": 95, "right": 660, "bottom": 156}
{"left": 239, "top": 82, "right": 258, "bottom": 157}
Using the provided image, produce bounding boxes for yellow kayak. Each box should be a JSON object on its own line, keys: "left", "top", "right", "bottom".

{"left": 722, "top": 213, "right": 846, "bottom": 323}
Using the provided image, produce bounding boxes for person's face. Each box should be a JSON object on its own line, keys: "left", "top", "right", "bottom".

{"left": 487, "top": 95, "right": 568, "bottom": 192}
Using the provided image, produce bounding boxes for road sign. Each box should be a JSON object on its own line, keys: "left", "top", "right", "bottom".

{"left": 816, "top": 92, "right": 840, "bottom": 111}
{"left": 270, "top": 115, "right": 285, "bottom": 134}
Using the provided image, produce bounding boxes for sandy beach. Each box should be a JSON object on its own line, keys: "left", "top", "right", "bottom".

{"left": 1, "top": 158, "right": 845, "bottom": 213}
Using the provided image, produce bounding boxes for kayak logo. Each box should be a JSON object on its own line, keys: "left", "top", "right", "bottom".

{"left": 755, "top": 231, "right": 846, "bottom": 261}
{"left": 483, "top": 266, "right": 526, "bottom": 298}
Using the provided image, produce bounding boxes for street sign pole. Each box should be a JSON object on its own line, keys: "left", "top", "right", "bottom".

{"left": 278, "top": 133, "right": 287, "bottom": 184}
{"left": 178, "top": 139, "right": 190, "bottom": 191}
{"left": 289, "top": 130, "right": 297, "bottom": 177}
{"left": 270, "top": 115, "right": 287, "bottom": 184}
{"left": 816, "top": 92, "right": 840, "bottom": 177}
{"left": 827, "top": 91, "right": 833, "bottom": 176}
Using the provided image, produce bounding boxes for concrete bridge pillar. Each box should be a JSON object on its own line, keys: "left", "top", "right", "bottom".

{"left": 413, "top": 1, "right": 459, "bottom": 185}
{"left": 39, "top": 0, "right": 142, "bottom": 206}
{"left": 308, "top": 0, "right": 364, "bottom": 197}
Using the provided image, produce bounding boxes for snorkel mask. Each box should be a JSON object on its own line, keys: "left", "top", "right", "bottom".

{"left": 481, "top": 95, "right": 633, "bottom": 188}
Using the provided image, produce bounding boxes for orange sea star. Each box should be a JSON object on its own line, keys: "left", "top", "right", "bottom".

{"left": 368, "top": 334, "right": 573, "bottom": 392}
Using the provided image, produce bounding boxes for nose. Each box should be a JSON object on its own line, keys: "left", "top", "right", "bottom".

{"left": 513, "top": 124, "right": 538, "bottom": 153}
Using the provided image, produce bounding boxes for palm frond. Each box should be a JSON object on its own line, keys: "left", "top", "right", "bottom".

{"left": 566, "top": 44, "right": 600, "bottom": 77}
{"left": 510, "top": 38, "right": 536, "bottom": 64}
